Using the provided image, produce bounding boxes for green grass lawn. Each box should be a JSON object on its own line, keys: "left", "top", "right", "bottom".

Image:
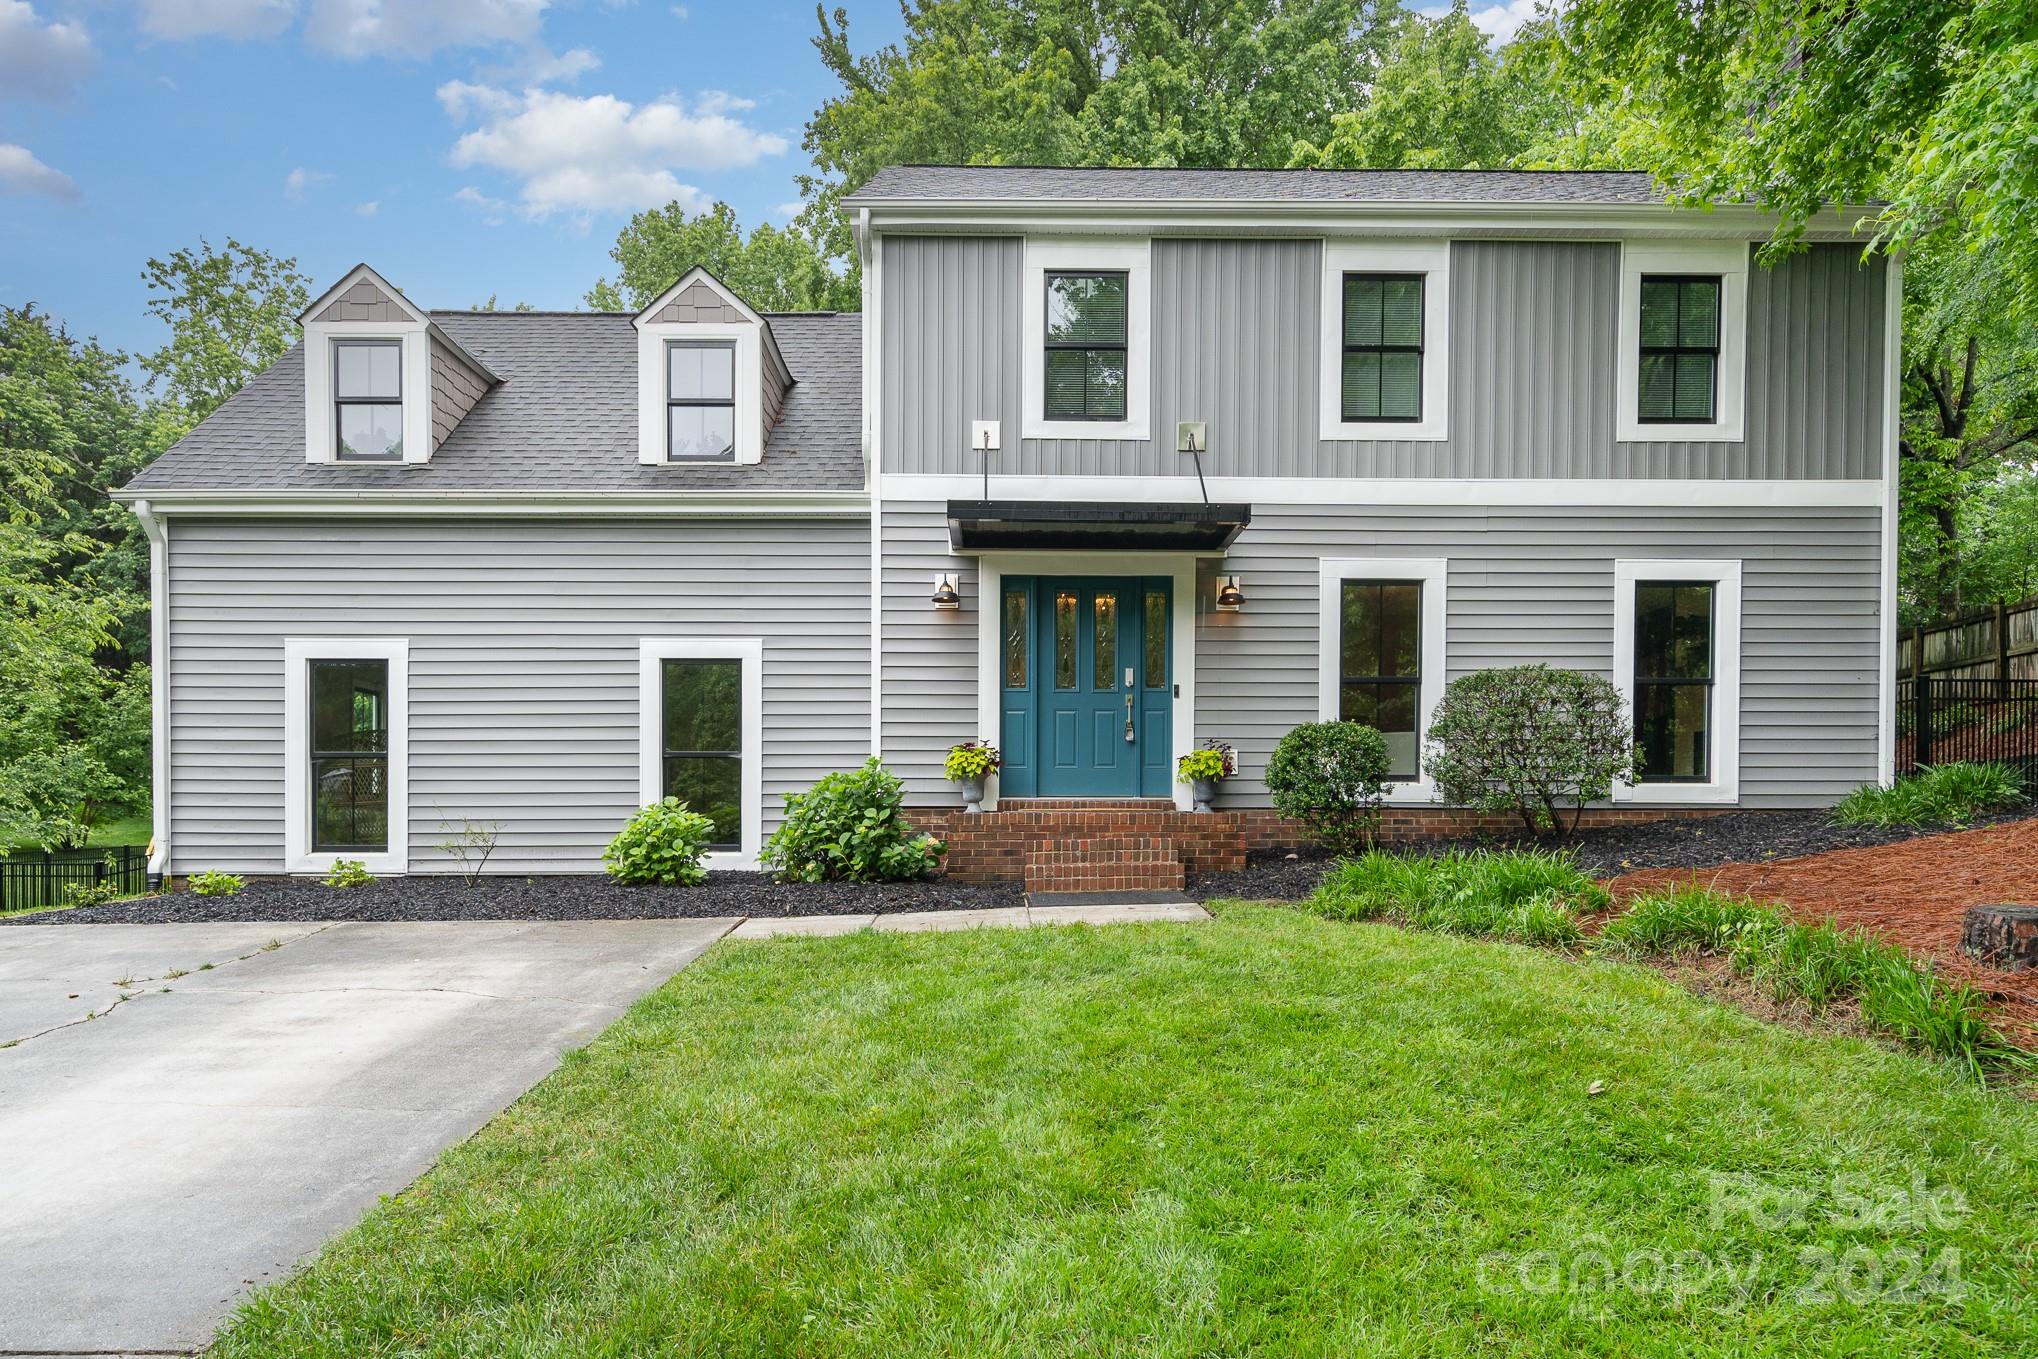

{"left": 215, "top": 906, "right": 2038, "bottom": 1358}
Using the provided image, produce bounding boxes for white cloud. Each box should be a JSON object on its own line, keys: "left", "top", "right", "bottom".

{"left": 437, "top": 78, "right": 518, "bottom": 122}
{"left": 1422, "top": 0, "right": 1544, "bottom": 44}
{"left": 283, "top": 165, "right": 332, "bottom": 201}
{"left": 446, "top": 86, "right": 787, "bottom": 218}
{"left": 136, "top": 0, "right": 297, "bottom": 41}
{"left": 0, "top": 143, "right": 78, "bottom": 201}
{"left": 670, "top": 5, "right": 688, "bottom": 18}
{"left": 0, "top": 1, "right": 95, "bottom": 101}
{"left": 304, "top": 0, "right": 549, "bottom": 58}
{"left": 354, "top": 199, "right": 379, "bottom": 216}
{"left": 484, "top": 43, "right": 599, "bottom": 84}
{"left": 454, "top": 184, "right": 509, "bottom": 225}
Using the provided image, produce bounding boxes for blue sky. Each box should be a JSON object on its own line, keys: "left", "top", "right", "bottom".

{"left": 0, "top": 0, "right": 909, "bottom": 363}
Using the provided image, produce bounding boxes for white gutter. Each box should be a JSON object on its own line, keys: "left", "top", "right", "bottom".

{"left": 106, "top": 488, "right": 873, "bottom": 517}
{"left": 130, "top": 498, "right": 171, "bottom": 880}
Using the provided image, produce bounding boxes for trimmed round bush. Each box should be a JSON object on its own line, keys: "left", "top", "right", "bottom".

{"left": 1424, "top": 664, "right": 1636, "bottom": 837}
{"left": 1265, "top": 721, "right": 1393, "bottom": 855}
{"left": 603, "top": 797, "right": 715, "bottom": 886}
{"left": 761, "top": 757, "right": 946, "bottom": 883}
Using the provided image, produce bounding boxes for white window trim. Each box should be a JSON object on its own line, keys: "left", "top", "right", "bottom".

{"left": 1612, "top": 559, "right": 1742, "bottom": 805}
{"left": 304, "top": 320, "right": 431, "bottom": 466}
{"left": 1021, "top": 238, "right": 1152, "bottom": 442}
{"left": 282, "top": 638, "right": 410, "bottom": 875}
{"left": 637, "top": 323, "right": 763, "bottom": 466}
{"left": 1318, "top": 240, "right": 1451, "bottom": 442}
{"left": 1318, "top": 557, "right": 1448, "bottom": 805}
{"left": 1617, "top": 240, "right": 1748, "bottom": 443}
{"left": 637, "top": 637, "right": 764, "bottom": 869}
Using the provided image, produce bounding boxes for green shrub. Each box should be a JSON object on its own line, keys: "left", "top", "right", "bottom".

{"left": 1831, "top": 762, "right": 2025, "bottom": 828}
{"left": 1310, "top": 848, "right": 1604, "bottom": 946}
{"left": 603, "top": 799, "right": 715, "bottom": 886}
{"left": 63, "top": 880, "right": 122, "bottom": 908}
{"left": 324, "top": 859, "right": 373, "bottom": 889}
{"left": 1599, "top": 883, "right": 1784, "bottom": 955}
{"left": 1264, "top": 721, "right": 1392, "bottom": 854}
{"left": 761, "top": 757, "right": 946, "bottom": 883}
{"left": 1424, "top": 665, "right": 1636, "bottom": 836}
{"left": 188, "top": 869, "right": 245, "bottom": 897}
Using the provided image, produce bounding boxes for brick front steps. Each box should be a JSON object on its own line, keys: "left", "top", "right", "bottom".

{"left": 910, "top": 802, "right": 1732, "bottom": 886}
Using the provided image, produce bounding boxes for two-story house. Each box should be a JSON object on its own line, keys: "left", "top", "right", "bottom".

{"left": 115, "top": 166, "right": 1897, "bottom": 884}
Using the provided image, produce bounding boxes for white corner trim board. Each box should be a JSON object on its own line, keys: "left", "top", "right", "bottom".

{"left": 1876, "top": 255, "right": 1903, "bottom": 787}
{"left": 1616, "top": 240, "right": 1749, "bottom": 444}
{"left": 131, "top": 499, "right": 170, "bottom": 877}
{"left": 282, "top": 638, "right": 410, "bottom": 875}
{"left": 637, "top": 637, "right": 765, "bottom": 869}
{"left": 1318, "top": 239, "right": 1451, "bottom": 442}
{"left": 1317, "top": 557, "right": 1448, "bottom": 805}
{"left": 1021, "top": 237, "right": 1153, "bottom": 442}
{"left": 1610, "top": 559, "right": 1743, "bottom": 806}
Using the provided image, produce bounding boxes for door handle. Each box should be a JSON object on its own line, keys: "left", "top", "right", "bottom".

{"left": 1124, "top": 689, "right": 1136, "bottom": 742}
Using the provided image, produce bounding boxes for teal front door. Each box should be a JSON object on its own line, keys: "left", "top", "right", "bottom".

{"left": 999, "top": 576, "right": 1172, "bottom": 798}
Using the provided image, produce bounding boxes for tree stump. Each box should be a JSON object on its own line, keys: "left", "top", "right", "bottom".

{"left": 1958, "top": 905, "right": 2038, "bottom": 973}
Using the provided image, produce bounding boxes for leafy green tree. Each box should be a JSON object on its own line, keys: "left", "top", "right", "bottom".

{"left": 1290, "top": 3, "right": 1569, "bottom": 170}
{"left": 141, "top": 238, "right": 310, "bottom": 431}
{"left": 586, "top": 202, "right": 857, "bottom": 313}
{"left": 799, "top": 0, "right": 1406, "bottom": 262}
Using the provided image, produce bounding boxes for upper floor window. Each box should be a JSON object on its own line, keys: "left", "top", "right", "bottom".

{"left": 1637, "top": 277, "right": 1720, "bottom": 424}
{"left": 1021, "top": 238, "right": 1150, "bottom": 441}
{"left": 1341, "top": 274, "right": 1424, "bottom": 423}
{"left": 1617, "top": 241, "right": 1747, "bottom": 442}
{"left": 333, "top": 340, "right": 403, "bottom": 462}
{"left": 1319, "top": 240, "right": 1449, "bottom": 441}
{"left": 667, "top": 340, "right": 736, "bottom": 461}
{"left": 1043, "top": 271, "right": 1128, "bottom": 421}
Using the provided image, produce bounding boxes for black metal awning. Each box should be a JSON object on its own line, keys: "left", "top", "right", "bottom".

{"left": 945, "top": 500, "right": 1250, "bottom": 553}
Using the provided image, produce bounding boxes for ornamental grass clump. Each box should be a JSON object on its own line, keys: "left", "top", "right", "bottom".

{"left": 1309, "top": 847, "right": 1605, "bottom": 947}
{"left": 1831, "top": 761, "right": 2025, "bottom": 828}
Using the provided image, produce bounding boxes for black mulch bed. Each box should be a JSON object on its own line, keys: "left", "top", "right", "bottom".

{"left": 8, "top": 871, "right": 1023, "bottom": 926}
{"left": 1186, "top": 807, "right": 2038, "bottom": 903}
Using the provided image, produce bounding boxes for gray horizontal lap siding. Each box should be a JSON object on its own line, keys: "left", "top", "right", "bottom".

{"left": 880, "top": 236, "right": 1884, "bottom": 481}
{"left": 165, "top": 518, "right": 871, "bottom": 875}
{"left": 878, "top": 501, "right": 1882, "bottom": 807}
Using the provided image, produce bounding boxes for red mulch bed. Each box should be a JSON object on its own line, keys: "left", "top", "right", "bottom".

{"left": 1607, "top": 819, "right": 2038, "bottom": 1046}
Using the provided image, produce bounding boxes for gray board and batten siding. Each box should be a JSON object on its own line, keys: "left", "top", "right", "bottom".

{"left": 879, "top": 236, "right": 1885, "bottom": 481}
{"left": 878, "top": 500, "right": 1883, "bottom": 809}
{"left": 163, "top": 517, "right": 872, "bottom": 876}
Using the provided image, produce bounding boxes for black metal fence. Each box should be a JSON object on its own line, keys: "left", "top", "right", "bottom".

{"left": 1897, "top": 677, "right": 2038, "bottom": 776}
{"left": 0, "top": 845, "right": 148, "bottom": 914}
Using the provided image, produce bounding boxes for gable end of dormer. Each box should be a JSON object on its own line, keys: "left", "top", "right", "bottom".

{"left": 632, "top": 267, "right": 793, "bottom": 467}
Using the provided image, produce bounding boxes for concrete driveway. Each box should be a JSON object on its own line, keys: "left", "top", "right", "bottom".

{"left": 0, "top": 918, "right": 734, "bottom": 1356}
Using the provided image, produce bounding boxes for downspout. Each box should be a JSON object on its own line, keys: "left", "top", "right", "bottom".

{"left": 131, "top": 498, "right": 171, "bottom": 883}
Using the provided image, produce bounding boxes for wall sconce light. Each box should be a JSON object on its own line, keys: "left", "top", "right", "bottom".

{"left": 932, "top": 572, "right": 962, "bottom": 610}
{"left": 1216, "top": 574, "right": 1246, "bottom": 612}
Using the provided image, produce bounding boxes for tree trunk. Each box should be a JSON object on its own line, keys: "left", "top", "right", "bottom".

{"left": 1959, "top": 905, "right": 2038, "bottom": 973}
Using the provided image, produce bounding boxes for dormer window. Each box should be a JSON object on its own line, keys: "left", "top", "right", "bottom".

{"left": 334, "top": 340, "right": 404, "bottom": 462}
{"left": 667, "top": 341, "right": 736, "bottom": 461}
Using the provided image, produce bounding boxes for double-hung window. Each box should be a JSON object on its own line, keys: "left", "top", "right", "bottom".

{"left": 1613, "top": 560, "right": 1742, "bottom": 804}
{"left": 667, "top": 341, "right": 736, "bottom": 461}
{"left": 660, "top": 657, "right": 743, "bottom": 849}
{"left": 309, "top": 659, "right": 391, "bottom": 851}
{"left": 1637, "top": 277, "right": 1720, "bottom": 424}
{"left": 333, "top": 340, "right": 403, "bottom": 462}
{"left": 1338, "top": 580, "right": 1425, "bottom": 781}
{"left": 1043, "top": 271, "right": 1128, "bottom": 421}
{"left": 1341, "top": 274, "right": 1424, "bottom": 423}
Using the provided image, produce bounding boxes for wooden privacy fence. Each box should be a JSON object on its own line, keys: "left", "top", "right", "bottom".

{"left": 1899, "top": 597, "right": 2038, "bottom": 682}
{"left": 0, "top": 845, "right": 148, "bottom": 913}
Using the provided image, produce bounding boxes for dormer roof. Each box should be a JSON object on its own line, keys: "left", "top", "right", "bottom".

{"left": 301, "top": 262, "right": 502, "bottom": 386}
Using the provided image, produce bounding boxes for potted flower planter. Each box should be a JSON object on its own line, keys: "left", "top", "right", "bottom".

{"left": 1176, "top": 741, "right": 1236, "bottom": 814}
{"left": 944, "top": 741, "right": 1001, "bottom": 815}
{"left": 1188, "top": 777, "right": 1220, "bottom": 813}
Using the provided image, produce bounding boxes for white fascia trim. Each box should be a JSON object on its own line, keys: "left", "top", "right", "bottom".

{"left": 109, "top": 489, "right": 871, "bottom": 516}
{"left": 131, "top": 499, "right": 170, "bottom": 877}
{"left": 283, "top": 637, "right": 410, "bottom": 875}
{"left": 637, "top": 637, "right": 765, "bottom": 870}
{"left": 637, "top": 322, "right": 764, "bottom": 466}
{"left": 882, "top": 473, "right": 1884, "bottom": 509}
{"left": 1021, "top": 237, "right": 1152, "bottom": 442}
{"left": 1611, "top": 560, "right": 1743, "bottom": 806}
{"left": 973, "top": 551, "right": 1199, "bottom": 811}
{"left": 1617, "top": 240, "right": 1749, "bottom": 443}
{"left": 1318, "top": 557, "right": 1447, "bottom": 805}
{"left": 303, "top": 318, "right": 433, "bottom": 466}
{"left": 1319, "top": 239, "right": 1450, "bottom": 441}
{"left": 1877, "top": 255, "right": 1903, "bottom": 787}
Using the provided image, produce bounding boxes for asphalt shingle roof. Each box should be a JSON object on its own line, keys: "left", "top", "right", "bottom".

{"left": 122, "top": 310, "right": 864, "bottom": 493}
{"left": 847, "top": 165, "right": 1665, "bottom": 205}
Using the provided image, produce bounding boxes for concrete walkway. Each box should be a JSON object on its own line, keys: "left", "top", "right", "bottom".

{"left": 0, "top": 919, "right": 734, "bottom": 1356}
